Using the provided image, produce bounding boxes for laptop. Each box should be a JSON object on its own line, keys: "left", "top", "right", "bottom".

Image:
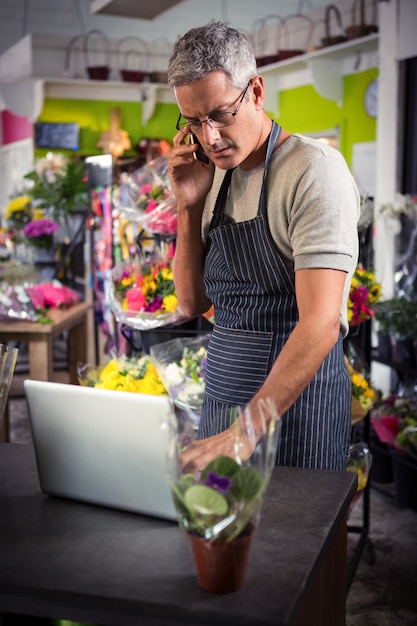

{"left": 24, "top": 379, "right": 180, "bottom": 521}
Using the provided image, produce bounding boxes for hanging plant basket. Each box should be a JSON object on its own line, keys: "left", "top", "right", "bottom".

{"left": 251, "top": 16, "right": 282, "bottom": 67}
{"left": 278, "top": 13, "right": 315, "bottom": 61}
{"left": 321, "top": 4, "right": 347, "bottom": 47}
{"left": 345, "top": 0, "right": 378, "bottom": 41}
{"left": 149, "top": 38, "right": 171, "bottom": 83}
{"left": 83, "top": 29, "right": 111, "bottom": 80}
{"left": 115, "top": 36, "right": 150, "bottom": 83}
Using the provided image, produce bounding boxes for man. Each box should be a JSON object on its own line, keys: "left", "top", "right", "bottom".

{"left": 167, "top": 20, "right": 360, "bottom": 473}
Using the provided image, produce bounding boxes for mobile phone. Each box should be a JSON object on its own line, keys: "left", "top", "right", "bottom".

{"left": 190, "top": 134, "right": 210, "bottom": 164}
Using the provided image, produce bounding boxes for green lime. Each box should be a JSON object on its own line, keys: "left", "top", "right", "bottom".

{"left": 184, "top": 485, "right": 228, "bottom": 516}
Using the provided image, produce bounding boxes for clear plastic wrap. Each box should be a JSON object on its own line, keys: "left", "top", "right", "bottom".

{"left": 108, "top": 260, "right": 187, "bottom": 330}
{"left": 151, "top": 334, "right": 211, "bottom": 429}
{"left": 0, "top": 283, "right": 38, "bottom": 322}
{"left": 115, "top": 156, "right": 177, "bottom": 235}
{"left": 169, "top": 398, "right": 282, "bottom": 543}
{"left": 347, "top": 442, "right": 373, "bottom": 511}
{"left": 0, "top": 343, "right": 19, "bottom": 423}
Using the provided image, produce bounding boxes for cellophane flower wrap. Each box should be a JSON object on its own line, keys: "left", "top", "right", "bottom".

{"left": 108, "top": 254, "right": 186, "bottom": 330}
{"left": 347, "top": 442, "right": 372, "bottom": 511}
{"left": 116, "top": 156, "right": 177, "bottom": 235}
{"left": 77, "top": 351, "right": 167, "bottom": 396}
{"left": 151, "top": 334, "right": 211, "bottom": 429}
{"left": 169, "top": 398, "right": 282, "bottom": 542}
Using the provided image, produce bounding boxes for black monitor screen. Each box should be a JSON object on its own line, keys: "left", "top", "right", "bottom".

{"left": 35, "top": 122, "right": 80, "bottom": 150}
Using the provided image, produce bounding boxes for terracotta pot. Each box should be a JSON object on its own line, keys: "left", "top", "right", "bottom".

{"left": 187, "top": 526, "right": 254, "bottom": 593}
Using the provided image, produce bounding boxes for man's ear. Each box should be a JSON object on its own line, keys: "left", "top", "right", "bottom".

{"left": 251, "top": 75, "right": 265, "bottom": 110}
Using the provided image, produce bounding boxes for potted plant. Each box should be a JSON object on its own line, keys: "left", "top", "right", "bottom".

{"left": 23, "top": 153, "right": 88, "bottom": 245}
{"left": 371, "top": 394, "right": 417, "bottom": 509}
{"left": 373, "top": 297, "right": 417, "bottom": 365}
{"left": 170, "top": 399, "right": 281, "bottom": 593}
{"left": 21, "top": 217, "right": 59, "bottom": 263}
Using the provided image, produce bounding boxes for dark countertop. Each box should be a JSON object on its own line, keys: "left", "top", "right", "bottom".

{"left": 0, "top": 443, "right": 357, "bottom": 626}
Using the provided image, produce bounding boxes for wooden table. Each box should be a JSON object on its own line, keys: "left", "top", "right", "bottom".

{"left": 0, "top": 302, "right": 92, "bottom": 441}
{"left": 0, "top": 443, "right": 357, "bottom": 626}
{"left": 0, "top": 301, "right": 92, "bottom": 383}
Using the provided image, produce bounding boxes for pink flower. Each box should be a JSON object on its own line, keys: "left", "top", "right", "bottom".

{"left": 126, "top": 288, "right": 147, "bottom": 312}
{"left": 140, "top": 184, "right": 153, "bottom": 195}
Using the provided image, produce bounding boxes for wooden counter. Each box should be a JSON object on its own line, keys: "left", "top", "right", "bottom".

{"left": 0, "top": 443, "right": 357, "bottom": 626}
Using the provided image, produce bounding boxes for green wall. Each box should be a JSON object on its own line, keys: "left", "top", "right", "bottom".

{"left": 36, "top": 98, "right": 179, "bottom": 159}
{"left": 272, "top": 67, "right": 378, "bottom": 168}
{"left": 36, "top": 67, "right": 378, "bottom": 167}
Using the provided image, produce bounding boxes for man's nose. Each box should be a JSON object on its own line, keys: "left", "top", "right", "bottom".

{"left": 201, "top": 121, "right": 222, "bottom": 143}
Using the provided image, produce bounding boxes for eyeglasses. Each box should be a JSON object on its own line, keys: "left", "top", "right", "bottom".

{"left": 176, "top": 81, "right": 251, "bottom": 135}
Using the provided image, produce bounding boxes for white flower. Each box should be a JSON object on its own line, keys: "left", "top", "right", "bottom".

{"left": 164, "top": 362, "right": 186, "bottom": 386}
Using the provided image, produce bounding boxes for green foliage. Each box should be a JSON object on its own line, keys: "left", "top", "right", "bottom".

{"left": 171, "top": 455, "right": 266, "bottom": 542}
{"left": 374, "top": 297, "right": 417, "bottom": 340}
{"left": 24, "top": 160, "right": 88, "bottom": 219}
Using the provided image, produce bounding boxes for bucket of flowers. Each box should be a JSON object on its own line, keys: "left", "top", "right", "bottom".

{"left": 20, "top": 217, "right": 59, "bottom": 263}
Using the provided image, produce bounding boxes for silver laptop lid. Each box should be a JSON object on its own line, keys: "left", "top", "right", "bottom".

{"left": 24, "top": 380, "right": 179, "bottom": 520}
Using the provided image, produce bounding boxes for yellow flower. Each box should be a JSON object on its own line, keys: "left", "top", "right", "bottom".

{"left": 160, "top": 267, "right": 174, "bottom": 280}
{"left": 163, "top": 294, "right": 179, "bottom": 312}
{"left": 92, "top": 357, "right": 167, "bottom": 396}
{"left": 5, "top": 195, "right": 31, "bottom": 219}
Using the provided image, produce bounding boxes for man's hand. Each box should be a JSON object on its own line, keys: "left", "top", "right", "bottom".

{"left": 169, "top": 130, "right": 215, "bottom": 211}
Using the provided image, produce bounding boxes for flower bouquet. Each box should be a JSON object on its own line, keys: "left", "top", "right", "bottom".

{"left": 23, "top": 153, "right": 88, "bottom": 220}
{"left": 347, "top": 442, "right": 372, "bottom": 511}
{"left": 151, "top": 335, "right": 211, "bottom": 429}
{"left": 169, "top": 398, "right": 282, "bottom": 593}
{"left": 4, "top": 195, "right": 32, "bottom": 243}
{"left": 22, "top": 218, "right": 59, "bottom": 249}
{"left": 371, "top": 394, "right": 417, "bottom": 459}
{"left": 116, "top": 156, "right": 177, "bottom": 236}
{"left": 108, "top": 258, "right": 186, "bottom": 330}
{"left": 78, "top": 352, "right": 167, "bottom": 395}
{"left": 345, "top": 356, "right": 377, "bottom": 423}
{"left": 348, "top": 264, "right": 382, "bottom": 327}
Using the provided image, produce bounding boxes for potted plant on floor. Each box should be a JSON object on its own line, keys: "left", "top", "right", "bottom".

{"left": 373, "top": 297, "right": 417, "bottom": 365}
{"left": 371, "top": 394, "right": 417, "bottom": 509}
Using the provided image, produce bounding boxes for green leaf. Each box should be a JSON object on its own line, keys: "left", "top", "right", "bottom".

{"left": 230, "top": 466, "right": 264, "bottom": 501}
{"left": 200, "top": 455, "right": 241, "bottom": 481}
{"left": 184, "top": 484, "right": 229, "bottom": 516}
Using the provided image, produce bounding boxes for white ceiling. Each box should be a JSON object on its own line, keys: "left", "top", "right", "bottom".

{"left": 90, "top": 0, "right": 186, "bottom": 20}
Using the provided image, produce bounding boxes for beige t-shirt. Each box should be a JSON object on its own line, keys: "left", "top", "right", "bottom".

{"left": 202, "top": 134, "right": 360, "bottom": 336}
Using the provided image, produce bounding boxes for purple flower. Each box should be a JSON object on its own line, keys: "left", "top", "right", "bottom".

{"left": 204, "top": 472, "right": 232, "bottom": 494}
{"left": 22, "top": 218, "right": 59, "bottom": 239}
{"left": 145, "top": 297, "right": 163, "bottom": 312}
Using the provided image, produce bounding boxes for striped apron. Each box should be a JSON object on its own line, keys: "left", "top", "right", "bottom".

{"left": 199, "top": 121, "right": 351, "bottom": 470}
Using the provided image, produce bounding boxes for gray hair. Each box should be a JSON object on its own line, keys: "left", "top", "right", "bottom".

{"left": 167, "top": 20, "right": 257, "bottom": 91}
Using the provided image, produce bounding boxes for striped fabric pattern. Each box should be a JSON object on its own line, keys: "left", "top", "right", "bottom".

{"left": 199, "top": 121, "right": 351, "bottom": 470}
